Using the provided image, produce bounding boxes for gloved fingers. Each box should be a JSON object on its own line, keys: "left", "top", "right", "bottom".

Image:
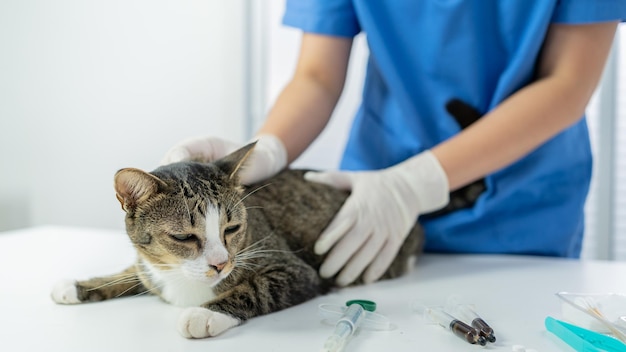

{"left": 318, "top": 218, "right": 370, "bottom": 279}
{"left": 335, "top": 230, "right": 386, "bottom": 286}
{"left": 314, "top": 199, "right": 359, "bottom": 255}
{"left": 160, "top": 137, "right": 238, "bottom": 165}
{"left": 237, "top": 149, "right": 275, "bottom": 185}
{"left": 237, "top": 134, "right": 288, "bottom": 185}
{"left": 160, "top": 145, "right": 192, "bottom": 165}
{"left": 162, "top": 137, "right": 210, "bottom": 164}
{"left": 362, "top": 237, "right": 403, "bottom": 284}
{"left": 304, "top": 170, "right": 355, "bottom": 190}
{"left": 314, "top": 217, "right": 353, "bottom": 255}
{"left": 187, "top": 137, "right": 240, "bottom": 161}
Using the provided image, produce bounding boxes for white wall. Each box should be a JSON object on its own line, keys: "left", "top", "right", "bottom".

{"left": 0, "top": 0, "right": 249, "bottom": 231}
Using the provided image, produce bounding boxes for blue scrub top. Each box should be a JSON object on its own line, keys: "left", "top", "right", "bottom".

{"left": 283, "top": 1, "right": 626, "bottom": 258}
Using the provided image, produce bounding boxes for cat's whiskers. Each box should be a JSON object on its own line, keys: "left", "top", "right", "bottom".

{"left": 235, "top": 248, "right": 300, "bottom": 264}
{"left": 130, "top": 280, "right": 173, "bottom": 298}
{"left": 232, "top": 236, "right": 272, "bottom": 274}
{"left": 232, "top": 262, "right": 262, "bottom": 274}
{"left": 117, "top": 281, "right": 148, "bottom": 298}
{"left": 83, "top": 270, "right": 164, "bottom": 298}
{"left": 116, "top": 269, "right": 182, "bottom": 298}
{"left": 237, "top": 234, "right": 272, "bottom": 253}
{"left": 227, "top": 182, "right": 275, "bottom": 214}
{"left": 132, "top": 264, "right": 191, "bottom": 298}
{"left": 233, "top": 235, "right": 304, "bottom": 276}
{"left": 131, "top": 269, "right": 217, "bottom": 303}
{"left": 86, "top": 274, "right": 142, "bottom": 291}
{"left": 121, "top": 274, "right": 182, "bottom": 299}
{"left": 148, "top": 263, "right": 178, "bottom": 269}
{"left": 235, "top": 234, "right": 303, "bottom": 259}
{"left": 238, "top": 248, "right": 300, "bottom": 256}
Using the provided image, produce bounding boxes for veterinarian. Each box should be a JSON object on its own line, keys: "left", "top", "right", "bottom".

{"left": 162, "top": 2, "right": 626, "bottom": 287}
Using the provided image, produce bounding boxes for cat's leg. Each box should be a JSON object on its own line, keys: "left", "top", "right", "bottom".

{"left": 177, "top": 259, "right": 321, "bottom": 338}
{"left": 51, "top": 264, "right": 147, "bottom": 304}
{"left": 177, "top": 307, "right": 240, "bottom": 338}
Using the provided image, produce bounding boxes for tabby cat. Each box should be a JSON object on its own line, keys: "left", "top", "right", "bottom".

{"left": 51, "top": 143, "right": 422, "bottom": 338}
{"left": 51, "top": 99, "right": 486, "bottom": 338}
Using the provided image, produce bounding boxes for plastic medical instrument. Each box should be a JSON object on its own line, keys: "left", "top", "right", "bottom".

{"left": 422, "top": 306, "right": 487, "bottom": 346}
{"left": 446, "top": 295, "right": 496, "bottom": 342}
{"left": 545, "top": 316, "right": 626, "bottom": 352}
{"left": 556, "top": 292, "right": 626, "bottom": 343}
{"left": 318, "top": 299, "right": 390, "bottom": 352}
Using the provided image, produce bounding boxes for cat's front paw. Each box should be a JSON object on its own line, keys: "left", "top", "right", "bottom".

{"left": 178, "top": 307, "right": 239, "bottom": 338}
{"left": 51, "top": 279, "right": 81, "bottom": 304}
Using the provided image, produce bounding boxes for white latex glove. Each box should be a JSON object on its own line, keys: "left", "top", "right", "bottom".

{"left": 305, "top": 151, "right": 449, "bottom": 286}
{"left": 160, "top": 134, "right": 287, "bottom": 185}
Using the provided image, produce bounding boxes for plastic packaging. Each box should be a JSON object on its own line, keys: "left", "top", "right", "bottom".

{"left": 415, "top": 303, "right": 487, "bottom": 346}
{"left": 556, "top": 292, "right": 626, "bottom": 342}
{"left": 446, "top": 295, "right": 496, "bottom": 343}
{"left": 319, "top": 300, "right": 391, "bottom": 352}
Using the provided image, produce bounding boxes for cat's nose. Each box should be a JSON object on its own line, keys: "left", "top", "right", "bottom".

{"left": 210, "top": 262, "right": 227, "bottom": 273}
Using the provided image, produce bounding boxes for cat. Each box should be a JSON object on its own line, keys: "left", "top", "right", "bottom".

{"left": 51, "top": 99, "right": 486, "bottom": 338}
{"left": 51, "top": 143, "right": 423, "bottom": 338}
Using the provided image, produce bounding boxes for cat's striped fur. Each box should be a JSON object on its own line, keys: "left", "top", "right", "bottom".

{"left": 51, "top": 143, "right": 422, "bottom": 338}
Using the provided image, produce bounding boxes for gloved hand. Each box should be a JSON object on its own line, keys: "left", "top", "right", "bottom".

{"left": 305, "top": 151, "right": 449, "bottom": 286}
{"left": 160, "top": 134, "right": 287, "bottom": 185}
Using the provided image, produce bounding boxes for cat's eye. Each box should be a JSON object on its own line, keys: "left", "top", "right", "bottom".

{"left": 170, "top": 233, "right": 196, "bottom": 242}
{"left": 224, "top": 224, "right": 240, "bottom": 235}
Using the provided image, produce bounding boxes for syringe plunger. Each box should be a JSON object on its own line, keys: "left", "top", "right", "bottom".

{"left": 425, "top": 307, "right": 487, "bottom": 346}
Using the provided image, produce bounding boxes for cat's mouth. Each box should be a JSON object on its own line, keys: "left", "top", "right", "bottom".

{"left": 179, "top": 258, "right": 234, "bottom": 287}
{"left": 200, "top": 263, "right": 233, "bottom": 286}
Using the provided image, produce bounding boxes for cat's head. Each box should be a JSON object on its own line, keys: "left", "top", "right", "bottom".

{"left": 114, "top": 143, "right": 255, "bottom": 293}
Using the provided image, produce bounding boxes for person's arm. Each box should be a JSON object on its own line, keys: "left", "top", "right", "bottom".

{"left": 161, "top": 33, "right": 352, "bottom": 183}
{"left": 257, "top": 33, "right": 353, "bottom": 163}
{"left": 309, "top": 21, "right": 620, "bottom": 286}
{"left": 433, "top": 22, "right": 619, "bottom": 191}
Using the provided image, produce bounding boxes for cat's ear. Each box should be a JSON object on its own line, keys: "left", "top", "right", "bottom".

{"left": 114, "top": 168, "right": 167, "bottom": 212}
{"left": 215, "top": 142, "right": 256, "bottom": 180}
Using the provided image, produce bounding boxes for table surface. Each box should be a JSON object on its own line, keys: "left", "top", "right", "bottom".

{"left": 1, "top": 226, "right": 625, "bottom": 352}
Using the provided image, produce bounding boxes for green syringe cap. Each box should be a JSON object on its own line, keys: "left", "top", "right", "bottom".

{"left": 346, "top": 299, "right": 377, "bottom": 312}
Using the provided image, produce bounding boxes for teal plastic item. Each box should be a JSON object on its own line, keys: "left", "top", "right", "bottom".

{"left": 545, "top": 316, "right": 626, "bottom": 352}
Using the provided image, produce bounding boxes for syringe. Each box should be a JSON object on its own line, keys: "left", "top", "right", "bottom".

{"left": 319, "top": 300, "right": 390, "bottom": 352}
{"left": 446, "top": 295, "right": 496, "bottom": 343}
{"left": 424, "top": 306, "right": 487, "bottom": 346}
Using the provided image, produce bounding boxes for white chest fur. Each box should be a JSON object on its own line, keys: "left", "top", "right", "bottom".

{"left": 143, "top": 261, "right": 217, "bottom": 307}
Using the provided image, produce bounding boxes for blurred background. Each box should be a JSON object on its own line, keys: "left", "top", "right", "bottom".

{"left": 0, "top": 1, "right": 624, "bottom": 261}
